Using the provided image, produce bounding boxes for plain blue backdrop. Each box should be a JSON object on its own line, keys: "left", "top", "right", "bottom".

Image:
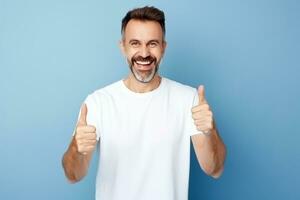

{"left": 1, "top": 0, "right": 299, "bottom": 199}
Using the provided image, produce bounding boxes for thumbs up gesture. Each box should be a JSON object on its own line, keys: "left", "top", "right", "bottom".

{"left": 74, "top": 104, "right": 97, "bottom": 155}
{"left": 191, "top": 85, "right": 214, "bottom": 135}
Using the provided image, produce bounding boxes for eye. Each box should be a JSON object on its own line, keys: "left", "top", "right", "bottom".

{"left": 130, "top": 41, "right": 139, "bottom": 47}
{"left": 149, "top": 42, "right": 158, "bottom": 48}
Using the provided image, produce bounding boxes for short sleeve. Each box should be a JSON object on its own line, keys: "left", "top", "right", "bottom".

{"left": 185, "top": 89, "right": 204, "bottom": 136}
{"left": 72, "top": 94, "right": 101, "bottom": 140}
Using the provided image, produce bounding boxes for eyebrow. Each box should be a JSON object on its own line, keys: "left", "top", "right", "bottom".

{"left": 129, "top": 39, "right": 140, "bottom": 43}
{"left": 128, "top": 39, "right": 161, "bottom": 44}
{"left": 147, "top": 40, "right": 160, "bottom": 45}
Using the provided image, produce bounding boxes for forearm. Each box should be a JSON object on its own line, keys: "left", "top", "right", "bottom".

{"left": 62, "top": 137, "right": 93, "bottom": 183}
{"left": 199, "top": 128, "right": 226, "bottom": 178}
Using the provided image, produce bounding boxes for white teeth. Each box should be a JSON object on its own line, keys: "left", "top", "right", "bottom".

{"left": 136, "top": 61, "right": 151, "bottom": 65}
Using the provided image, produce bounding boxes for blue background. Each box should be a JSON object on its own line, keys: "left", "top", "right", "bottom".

{"left": 1, "top": 0, "right": 299, "bottom": 199}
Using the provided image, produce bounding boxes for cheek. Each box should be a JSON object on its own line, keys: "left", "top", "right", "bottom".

{"left": 128, "top": 49, "right": 140, "bottom": 59}
{"left": 151, "top": 48, "right": 164, "bottom": 58}
{"left": 124, "top": 52, "right": 135, "bottom": 63}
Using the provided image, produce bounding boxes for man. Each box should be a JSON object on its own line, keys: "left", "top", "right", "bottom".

{"left": 62, "top": 6, "right": 226, "bottom": 200}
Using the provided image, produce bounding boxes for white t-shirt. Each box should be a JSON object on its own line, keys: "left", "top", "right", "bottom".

{"left": 81, "top": 77, "right": 202, "bottom": 200}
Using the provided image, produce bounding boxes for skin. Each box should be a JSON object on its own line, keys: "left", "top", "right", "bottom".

{"left": 62, "top": 19, "right": 226, "bottom": 183}
{"left": 62, "top": 104, "right": 97, "bottom": 183}
{"left": 120, "top": 19, "right": 167, "bottom": 93}
{"left": 191, "top": 85, "right": 226, "bottom": 178}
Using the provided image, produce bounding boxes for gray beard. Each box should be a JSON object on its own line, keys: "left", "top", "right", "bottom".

{"left": 129, "top": 63, "right": 159, "bottom": 83}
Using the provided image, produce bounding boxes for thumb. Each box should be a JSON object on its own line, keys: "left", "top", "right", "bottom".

{"left": 198, "top": 85, "right": 207, "bottom": 104}
{"left": 78, "top": 103, "right": 88, "bottom": 126}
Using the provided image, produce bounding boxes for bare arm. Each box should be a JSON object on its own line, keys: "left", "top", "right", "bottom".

{"left": 62, "top": 104, "right": 97, "bottom": 183}
{"left": 191, "top": 85, "right": 226, "bottom": 178}
{"left": 191, "top": 121, "right": 226, "bottom": 178}
{"left": 62, "top": 137, "right": 95, "bottom": 183}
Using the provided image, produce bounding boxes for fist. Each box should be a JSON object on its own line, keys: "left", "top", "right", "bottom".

{"left": 74, "top": 104, "right": 97, "bottom": 155}
{"left": 191, "top": 85, "right": 214, "bottom": 135}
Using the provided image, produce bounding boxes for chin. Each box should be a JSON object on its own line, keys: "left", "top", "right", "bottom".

{"left": 133, "top": 68, "right": 157, "bottom": 83}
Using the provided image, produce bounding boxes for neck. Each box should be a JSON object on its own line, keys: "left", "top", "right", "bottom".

{"left": 123, "top": 74, "right": 162, "bottom": 93}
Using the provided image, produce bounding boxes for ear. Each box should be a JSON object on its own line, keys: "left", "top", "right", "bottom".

{"left": 119, "top": 39, "right": 126, "bottom": 56}
{"left": 162, "top": 40, "right": 167, "bottom": 55}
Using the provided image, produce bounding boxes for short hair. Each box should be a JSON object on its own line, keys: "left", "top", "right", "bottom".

{"left": 121, "top": 6, "right": 166, "bottom": 40}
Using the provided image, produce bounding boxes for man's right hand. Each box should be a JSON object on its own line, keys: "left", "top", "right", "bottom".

{"left": 74, "top": 104, "right": 97, "bottom": 155}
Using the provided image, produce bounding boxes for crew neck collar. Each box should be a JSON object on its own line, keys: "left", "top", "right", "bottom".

{"left": 120, "top": 77, "right": 165, "bottom": 97}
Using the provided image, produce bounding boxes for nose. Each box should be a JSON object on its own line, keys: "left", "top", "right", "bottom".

{"left": 139, "top": 45, "right": 150, "bottom": 58}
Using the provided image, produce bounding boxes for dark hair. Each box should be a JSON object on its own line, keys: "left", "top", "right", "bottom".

{"left": 121, "top": 6, "right": 166, "bottom": 39}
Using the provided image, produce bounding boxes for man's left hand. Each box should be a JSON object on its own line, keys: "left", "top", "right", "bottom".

{"left": 191, "top": 85, "right": 214, "bottom": 135}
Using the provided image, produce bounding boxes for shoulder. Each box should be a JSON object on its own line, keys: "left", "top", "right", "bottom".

{"left": 163, "top": 77, "right": 197, "bottom": 97}
{"left": 85, "top": 79, "right": 122, "bottom": 104}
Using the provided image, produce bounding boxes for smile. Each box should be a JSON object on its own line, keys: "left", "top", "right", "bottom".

{"left": 135, "top": 60, "right": 153, "bottom": 65}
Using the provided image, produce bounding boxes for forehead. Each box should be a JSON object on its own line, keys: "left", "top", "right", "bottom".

{"left": 124, "top": 19, "right": 164, "bottom": 42}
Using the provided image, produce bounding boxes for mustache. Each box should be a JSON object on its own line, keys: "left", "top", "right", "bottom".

{"left": 131, "top": 55, "right": 156, "bottom": 64}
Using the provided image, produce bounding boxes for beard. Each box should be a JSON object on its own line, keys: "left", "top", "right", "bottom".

{"left": 128, "top": 54, "right": 160, "bottom": 83}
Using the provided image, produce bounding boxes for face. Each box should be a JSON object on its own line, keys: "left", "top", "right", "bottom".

{"left": 120, "top": 19, "right": 166, "bottom": 83}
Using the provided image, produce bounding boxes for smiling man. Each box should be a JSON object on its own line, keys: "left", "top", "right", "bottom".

{"left": 62, "top": 6, "right": 226, "bottom": 200}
